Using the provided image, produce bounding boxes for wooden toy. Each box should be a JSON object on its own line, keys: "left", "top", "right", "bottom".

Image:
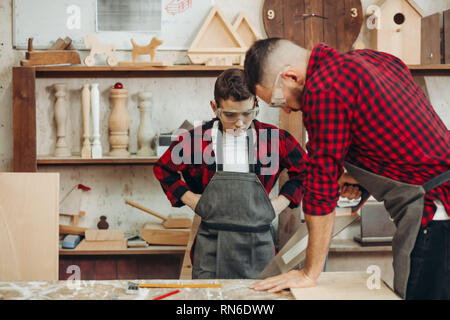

{"left": 83, "top": 34, "right": 118, "bottom": 67}
{"left": 108, "top": 83, "right": 130, "bottom": 157}
{"left": 137, "top": 91, "right": 155, "bottom": 157}
{"left": 81, "top": 84, "right": 91, "bottom": 159}
{"left": 369, "top": 0, "right": 424, "bottom": 64}
{"left": 53, "top": 83, "right": 71, "bottom": 157}
{"left": 131, "top": 37, "right": 163, "bottom": 63}
{"left": 187, "top": 5, "right": 246, "bottom": 66}
{"left": 118, "top": 37, "right": 164, "bottom": 67}
{"left": 90, "top": 83, "right": 102, "bottom": 158}
{"left": 232, "top": 12, "right": 261, "bottom": 49}
{"left": 20, "top": 37, "right": 81, "bottom": 66}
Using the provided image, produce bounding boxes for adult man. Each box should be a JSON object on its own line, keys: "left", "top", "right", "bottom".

{"left": 244, "top": 38, "right": 450, "bottom": 299}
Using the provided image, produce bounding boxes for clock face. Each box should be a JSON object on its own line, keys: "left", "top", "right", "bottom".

{"left": 263, "top": 0, "right": 363, "bottom": 52}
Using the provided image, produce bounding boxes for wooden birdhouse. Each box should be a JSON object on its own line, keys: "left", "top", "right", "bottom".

{"left": 370, "top": 0, "right": 425, "bottom": 64}
{"left": 187, "top": 5, "right": 246, "bottom": 66}
{"left": 232, "top": 12, "right": 261, "bottom": 50}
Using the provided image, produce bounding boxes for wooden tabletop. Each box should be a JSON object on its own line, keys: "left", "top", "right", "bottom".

{"left": 0, "top": 272, "right": 399, "bottom": 300}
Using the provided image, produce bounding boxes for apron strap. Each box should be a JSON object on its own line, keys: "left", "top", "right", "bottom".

{"left": 422, "top": 170, "right": 450, "bottom": 193}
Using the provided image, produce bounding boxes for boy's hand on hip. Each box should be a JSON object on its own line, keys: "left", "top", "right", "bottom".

{"left": 271, "top": 195, "right": 291, "bottom": 215}
{"left": 181, "top": 191, "right": 202, "bottom": 212}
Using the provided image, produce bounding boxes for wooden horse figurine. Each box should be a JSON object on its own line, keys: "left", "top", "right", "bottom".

{"left": 84, "top": 34, "right": 118, "bottom": 67}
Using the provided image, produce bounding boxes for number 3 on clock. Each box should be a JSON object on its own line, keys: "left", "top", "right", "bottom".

{"left": 351, "top": 7, "right": 358, "bottom": 18}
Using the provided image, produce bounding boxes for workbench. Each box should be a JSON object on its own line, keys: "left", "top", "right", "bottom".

{"left": 0, "top": 272, "right": 399, "bottom": 300}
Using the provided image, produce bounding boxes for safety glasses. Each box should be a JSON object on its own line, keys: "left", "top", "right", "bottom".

{"left": 216, "top": 99, "right": 260, "bottom": 123}
{"left": 270, "top": 65, "right": 291, "bottom": 108}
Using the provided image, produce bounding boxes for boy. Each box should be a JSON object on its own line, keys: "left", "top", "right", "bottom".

{"left": 154, "top": 69, "right": 357, "bottom": 279}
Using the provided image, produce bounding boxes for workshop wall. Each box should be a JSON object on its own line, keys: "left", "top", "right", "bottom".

{"left": 0, "top": 0, "right": 449, "bottom": 237}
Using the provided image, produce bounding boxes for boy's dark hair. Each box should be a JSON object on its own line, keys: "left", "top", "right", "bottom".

{"left": 214, "top": 68, "right": 254, "bottom": 107}
{"left": 244, "top": 38, "right": 282, "bottom": 95}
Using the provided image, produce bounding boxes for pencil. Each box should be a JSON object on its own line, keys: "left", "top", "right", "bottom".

{"left": 153, "top": 289, "right": 180, "bottom": 300}
{"left": 139, "top": 283, "right": 222, "bottom": 288}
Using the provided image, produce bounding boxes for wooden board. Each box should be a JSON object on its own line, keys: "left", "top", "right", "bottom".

{"left": 0, "top": 173, "right": 59, "bottom": 281}
{"left": 179, "top": 214, "right": 202, "bottom": 280}
{"left": 75, "top": 239, "right": 127, "bottom": 251}
{"left": 13, "top": 67, "right": 37, "bottom": 172}
{"left": 59, "top": 224, "right": 87, "bottom": 236}
{"left": 291, "top": 272, "right": 400, "bottom": 300}
{"left": 85, "top": 229, "right": 124, "bottom": 241}
{"left": 421, "top": 13, "right": 441, "bottom": 65}
{"left": 118, "top": 61, "right": 164, "bottom": 67}
{"left": 141, "top": 223, "right": 190, "bottom": 246}
{"left": 444, "top": 9, "right": 450, "bottom": 64}
{"left": 21, "top": 50, "right": 81, "bottom": 66}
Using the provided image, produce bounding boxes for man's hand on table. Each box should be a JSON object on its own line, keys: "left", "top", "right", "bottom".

{"left": 251, "top": 269, "right": 317, "bottom": 293}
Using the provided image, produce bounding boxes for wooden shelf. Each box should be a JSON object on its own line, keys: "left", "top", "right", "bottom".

{"left": 32, "top": 65, "right": 243, "bottom": 78}
{"left": 59, "top": 245, "right": 186, "bottom": 256}
{"left": 408, "top": 64, "right": 450, "bottom": 76}
{"left": 37, "top": 155, "right": 160, "bottom": 165}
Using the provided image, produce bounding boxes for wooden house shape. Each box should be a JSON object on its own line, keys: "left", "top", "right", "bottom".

{"left": 232, "top": 12, "right": 261, "bottom": 50}
{"left": 187, "top": 5, "right": 247, "bottom": 66}
{"left": 371, "top": 0, "right": 425, "bottom": 64}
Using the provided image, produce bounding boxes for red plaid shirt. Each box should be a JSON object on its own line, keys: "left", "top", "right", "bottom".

{"left": 154, "top": 119, "right": 308, "bottom": 209}
{"left": 301, "top": 43, "right": 450, "bottom": 226}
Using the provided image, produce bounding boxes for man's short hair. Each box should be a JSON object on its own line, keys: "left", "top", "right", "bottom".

{"left": 244, "top": 38, "right": 282, "bottom": 95}
{"left": 214, "top": 68, "right": 254, "bottom": 107}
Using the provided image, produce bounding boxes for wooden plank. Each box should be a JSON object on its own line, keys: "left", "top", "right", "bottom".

{"left": 343, "top": 0, "right": 363, "bottom": 52}
{"left": 304, "top": 0, "right": 324, "bottom": 50}
{"left": 323, "top": 0, "right": 338, "bottom": 49}
{"left": 75, "top": 239, "right": 127, "bottom": 251}
{"left": 85, "top": 229, "right": 124, "bottom": 241}
{"left": 141, "top": 223, "right": 190, "bottom": 246}
{"left": 137, "top": 255, "right": 183, "bottom": 279}
{"left": 117, "top": 256, "right": 138, "bottom": 280}
{"left": 13, "top": 67, "right": 37, "bottom": 172}
{"left": 49, "top": 38, "right": 70, "bottom": 50}
{"left": 37, "top": 156, "right": 159, "bottom": 165}
{"left": 179, "top": 214, "right": 202, "bottom": 280}
{"left": 444, "top": 9, "right": 450, "bottom": 64}
{"left": 21, "top": 50, "right": 81, "bottom": 66}
{"left": 59, "top": 224, "right": 87, "bottom": 236}
{"left": 291, "top": 272, "right": 400, "bottom": 300}
{"left": 421, "top": 13, "right": 441, "bottom": 65}
{"left": 94, "top": 258, "right": 117, "bottom": 280}
{"left": 59, "top": 245, "right": 186, "bottom": 255}
{"left": 285, "top": 0, "right": 305, "bottom": 47}
{"left": 0, "top": 173, "right": 59, "bottom": 281}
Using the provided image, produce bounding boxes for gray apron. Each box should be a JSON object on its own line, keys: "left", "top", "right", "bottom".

{"left": 344, "top": 161, "right": 450, "bottom": 299}
{"left": 192, "top": 123, "right": 276, "bottom": 279}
